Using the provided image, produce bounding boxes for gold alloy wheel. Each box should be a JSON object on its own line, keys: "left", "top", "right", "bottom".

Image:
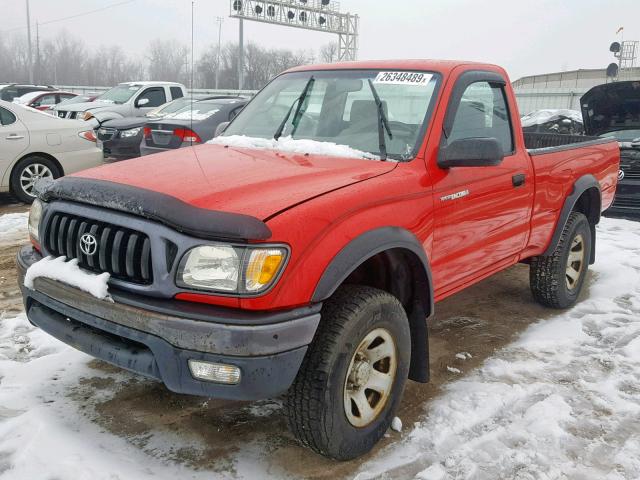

{"left": 566, "top": 233, "right": 585, "bottom": 290}
{"left": 343, "top": 327, "right": 397, "bottom": 428}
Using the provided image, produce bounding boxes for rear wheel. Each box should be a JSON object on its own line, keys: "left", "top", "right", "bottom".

{"left": 530, "top": 211, "right": 592, "bottom": 308}
{"left": 10, "top": 155, "right": 60, "bottom": 203}
{"left": 285, "top": 285, "right": 410, "bottom": 460}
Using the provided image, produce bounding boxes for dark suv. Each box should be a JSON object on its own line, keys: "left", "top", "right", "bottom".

{"left": 0, "top": 84, "right": 55, "bottom": 102}
{"left": 581, "top": 81, "right": 640, "bottom": 216}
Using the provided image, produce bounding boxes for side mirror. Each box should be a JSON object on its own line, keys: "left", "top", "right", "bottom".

{"left": 137, "top": 98, "right": 150, "bottom": 107}
{"left": 438, "top": 137, "right": 504, "bottom": 168}
{"left": 214, "top": 121, "right": 230, "bottom": 137}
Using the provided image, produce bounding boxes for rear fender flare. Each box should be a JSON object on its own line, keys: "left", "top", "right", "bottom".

{"left": 543, "top": 174, "right": 601, "bottom": 262}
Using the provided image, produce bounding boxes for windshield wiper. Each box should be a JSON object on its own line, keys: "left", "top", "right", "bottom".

{"left": 274, "top": 76, "right": 315, "bottom": 140}
{"left": 367, "top": 79, "right": 393, "bottom": 160}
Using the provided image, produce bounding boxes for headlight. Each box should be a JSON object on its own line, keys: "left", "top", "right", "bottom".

{"left": 176, "top": 244, "right": 288, "bottom": 294}
{"left": 120, "top": 127, "right": 142, "bottom": 138}
{"left": 81, "top": 111, "right": 94, "bottom": 121}
{"left": 28, "top": 198, "right": 43, "bottom": 243}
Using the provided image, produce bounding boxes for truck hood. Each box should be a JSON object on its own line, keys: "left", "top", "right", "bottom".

{"left": 56, "top": 100, "right": 113, "bottom": 113}
{"left": 70, "top": 143, "right": 397, "bottom": 220}
{"left": 581, "top": 81, "right": 640, "bottom": 136}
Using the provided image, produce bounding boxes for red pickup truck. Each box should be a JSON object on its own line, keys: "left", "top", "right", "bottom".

{"left": 17, "top": 60, "right": 619, "bottom": 460}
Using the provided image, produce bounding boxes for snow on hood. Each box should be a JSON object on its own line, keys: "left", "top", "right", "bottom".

{"left": 24, "top": 256, "right": 111, "bottom": 301}
{"left": 520, "top": 109, "right": 583, "bottom": 127}
{"left": 208, "top": 135, "right": 380, "bottom": 160}
{"left": 169, "top": 109, "right": 219, "bottom": 121}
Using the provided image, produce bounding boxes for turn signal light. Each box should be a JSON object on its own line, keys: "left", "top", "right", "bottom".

{"left": 78, "top": 130, "right": 97, "bottom": 142}
{"left": 188, "top": 360, "right": 241, "bottom": 384}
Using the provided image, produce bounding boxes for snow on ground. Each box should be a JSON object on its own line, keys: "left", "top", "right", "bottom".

{"left": 208, "top": 135, "right": 379, "bottom": 160}
{"left": 0, "top": 212, "right": 639, "bottom": 479}
{"left": 0, "top": 213, "right": 27, "bottom": 237}
{"left": 356, "top": 217, "right": 640, "bottom": 480}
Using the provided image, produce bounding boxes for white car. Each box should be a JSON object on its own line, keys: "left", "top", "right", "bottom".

{"left": 0, "top": 100, "right": 104, "bottom": 203}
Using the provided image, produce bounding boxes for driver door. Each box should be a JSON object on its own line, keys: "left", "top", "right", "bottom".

{"left": 135, "top": 87, "right": 167, "bottom": 115}
{"left": 430, "top": 72, "right": 534, "bottom": 295}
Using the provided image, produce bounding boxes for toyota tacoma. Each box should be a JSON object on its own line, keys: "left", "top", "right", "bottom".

{"left": 17, "top": 60, "right": 619, "bottom": 460}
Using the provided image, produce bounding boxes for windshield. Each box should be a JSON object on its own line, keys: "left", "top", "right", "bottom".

{"left": 147, "top": 98, "right": 190, "bottom": 117}
{"left": 222, "top": 70, "right": 440, "bottom": 161}
{"left": 601, "top": 129, "right": 640, "bottom": 143}
{"left": 97, "top": 84, "right": 141, "bottom": 104}
{"left": 168, "top": 101, "right": 223, "bottom": 121}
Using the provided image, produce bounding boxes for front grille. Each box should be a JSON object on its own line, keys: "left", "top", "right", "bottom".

{"left": 57, "top": 110, "right": 67, "bottom": 119}
{"left": 620, "top": 163, "right": 640, "bottom": 180}
{"left": 44, "top": 212, "right": 153, "bottom": 284}
{"left": 612, "top": 196, "right": 640, "bottom": 209}
{"left": 97, "top": 128, "right": 116, "bottom": 141}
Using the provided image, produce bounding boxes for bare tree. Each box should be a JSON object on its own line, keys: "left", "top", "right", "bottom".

{"left": 146, "top": 39, "right": 190, "bottom": 84}
{"left": 0, "top": 31, "right": 323, "bottom": 89}
{"left": 320, "top": 42, "right": 339, "bottom": 63}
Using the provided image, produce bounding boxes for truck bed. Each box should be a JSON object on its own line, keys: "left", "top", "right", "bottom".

{"left": 524, "top": 132, "right": 609, "bottom": 153}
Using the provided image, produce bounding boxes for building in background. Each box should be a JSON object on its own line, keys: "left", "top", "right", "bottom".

{"left": 513, "top": 66, "right": 640, "bottom": 115}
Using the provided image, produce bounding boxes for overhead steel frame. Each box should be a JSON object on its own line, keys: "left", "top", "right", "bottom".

{"left": 229, "top": 0, "right": 359, "bottom": 65}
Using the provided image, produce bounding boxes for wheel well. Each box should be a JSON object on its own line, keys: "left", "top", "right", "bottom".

{"left": 572, "top": 187, "right": 601, "bottom": 226}
{"left": 11, "top": 152, "right": 64, "bottom": 181}
{"left": 342, "top": 248, "right": 431, "bottom": 383}
{"left": 572, "top": 186, "right": 600, "bottom": 264}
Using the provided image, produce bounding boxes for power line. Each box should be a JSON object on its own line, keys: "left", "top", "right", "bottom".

{"left": 0, "top": 0, "right": 137, "bottom": 34}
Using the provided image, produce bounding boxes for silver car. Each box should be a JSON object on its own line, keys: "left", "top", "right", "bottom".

{"left": 0, "top": 100, "right": 104, "bottom": 203}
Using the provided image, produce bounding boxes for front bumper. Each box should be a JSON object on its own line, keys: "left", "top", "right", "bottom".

{"left": 101, "top": 134, "right": 143, "bottom": 160}
{"left": 17, "top": 246, "right": 320, "bottom": 400}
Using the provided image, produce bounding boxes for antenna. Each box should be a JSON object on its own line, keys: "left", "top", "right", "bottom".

{"left": 191, "top": 0, "right": 195, "bottom": 143}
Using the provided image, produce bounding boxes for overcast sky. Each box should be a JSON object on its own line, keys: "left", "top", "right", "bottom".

{"left": 2, "top": 0, "right": 639, "bottom": 81}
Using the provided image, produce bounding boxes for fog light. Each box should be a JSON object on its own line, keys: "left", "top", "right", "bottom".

{"left": 188, "top": 360, "right": 241, "bottom": 384}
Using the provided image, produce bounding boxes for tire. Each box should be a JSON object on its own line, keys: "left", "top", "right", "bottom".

{"left": 10, "top": 155, "right": 61, "bottom": 204}
{"left": 530, "top": 211, "right": 592, "bottom": 309}
{"left": 285, "top": 285, "right": 411, "bottom": 460}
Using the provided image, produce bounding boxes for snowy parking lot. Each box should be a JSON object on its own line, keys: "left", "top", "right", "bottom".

{"left": 0, "top": 206, "right": 638, "bottom": 479}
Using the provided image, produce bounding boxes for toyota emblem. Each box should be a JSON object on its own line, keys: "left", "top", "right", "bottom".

{"left": 618, "top": 169, "right": 625, "bottom": 181}
{"left": 79, "top": 233, "right": 98, "bottom": 256}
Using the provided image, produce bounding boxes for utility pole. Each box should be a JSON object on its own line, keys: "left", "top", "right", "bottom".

{"left": 215, "top": 16, "right": 223, "bottom": 90}
{"left": 26, "top": 0, "right": 33, "bottom": 83}
{"left": 238, "top": 18, "right": 244, "bottom": 90}
{"left": 35, "top": 21, "right": 40, "bottom": 84}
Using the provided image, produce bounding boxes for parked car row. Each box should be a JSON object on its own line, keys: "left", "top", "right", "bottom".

{"left": 97, "top": 95, "right": 247, "bottom": 159}
{"left": 0, "top": 80, "right": 250, "bottom": 203}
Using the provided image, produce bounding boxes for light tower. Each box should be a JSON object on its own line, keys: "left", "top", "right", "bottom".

{"left": 230, "top": 0, "right": 360, "bottom": 88}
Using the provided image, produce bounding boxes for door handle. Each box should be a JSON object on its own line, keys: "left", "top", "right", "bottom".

{"left": 6, "top": 134, "right": 25, "bottom": 140}
{"left": 512, "top": 173, "right": 526, "bottom": 187}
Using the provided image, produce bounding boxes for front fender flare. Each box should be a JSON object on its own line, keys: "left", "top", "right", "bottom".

{"left": 311, "top": 226, "right": 434, "bottom": 383}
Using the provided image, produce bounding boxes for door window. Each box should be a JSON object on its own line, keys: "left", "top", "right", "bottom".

{"left": 137, "top": 87, "right": 167, "bottom": 108}
{"left": 34, "top": 94, "right": 56, "bottom": 107}
{"left": 170, "top": 87, "right": 184, "bottom": 99}
{"left": 0, "top": 107, "right": 16, "bottom": 126}
{"left": 448, "top": 81, "right": 513, "bottom": 154}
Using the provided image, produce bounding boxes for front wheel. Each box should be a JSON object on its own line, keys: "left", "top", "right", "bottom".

{"left": 10, "top": 155, "right": 61, "bottom": 203}
{"left": 530, "top": 211, "right": 592, "bottom": 308}
{"left": 284, "top": 285, "right": 410, "bottom": 460}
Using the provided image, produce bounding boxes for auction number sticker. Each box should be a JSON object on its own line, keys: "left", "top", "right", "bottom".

{"left": 373, "top": 71, "right": 432, "bottom": 85}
